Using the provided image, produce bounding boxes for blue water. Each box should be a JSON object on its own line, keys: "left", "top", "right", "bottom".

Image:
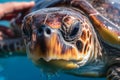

{"left": 0, "top": 57, "right": 106, "bottom": 80}
{"left": 0, "top": 0, "right": 106, "bottom": 80}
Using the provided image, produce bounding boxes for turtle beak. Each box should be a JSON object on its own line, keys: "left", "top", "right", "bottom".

{"left": 35, "top": 24, "right": 53, "bottom": 53}
{"left": 28, "top": 24, "right": 55, "bottom": 61}
{"left": 37, "top": 24, "right": 52, "bottom": 38}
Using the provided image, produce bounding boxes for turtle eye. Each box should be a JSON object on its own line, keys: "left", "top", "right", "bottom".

{"left": 22, "top": 23, "right": 32, "bottom": 39}
{"left": 22, "top": 16, "right": 33, "bottom": 39}
{"left": 60, "top": 20, "right": 81, "bottom": 41}
{"left": 69, "top": 21, "right": 80, "bottom": 38}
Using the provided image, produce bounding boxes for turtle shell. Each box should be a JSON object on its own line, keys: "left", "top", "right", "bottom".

{"left": 88, "top": 0, "right": 120, "bottom": 26}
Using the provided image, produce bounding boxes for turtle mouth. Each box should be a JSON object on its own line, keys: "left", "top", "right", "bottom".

{"left": 36, "top": 59, "right": 79, "bottom": 71}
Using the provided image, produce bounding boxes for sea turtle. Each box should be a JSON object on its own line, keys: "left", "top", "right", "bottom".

{"left": 0, "top": 0, "right": 120, "bottom": 80}
{"left": 21, "top": 0, "right": 120, "bottom": 80}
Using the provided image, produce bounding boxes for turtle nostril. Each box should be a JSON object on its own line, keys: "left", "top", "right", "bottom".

{"left": 45, "top": 28, "right": 51, "bottom": 35}
{"left": 37, "top": 25, "right": 52, "bottom": 36}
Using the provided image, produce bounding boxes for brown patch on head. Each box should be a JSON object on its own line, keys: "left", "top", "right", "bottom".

{"left": 46, "top": 13, "right": 65, "bottom": 29}
{"left": 32, "top": 13, "right": 66, "bottom": 29}
{"left": 87, "top": 30, "right": 90, "bottom": 37}
{"left": 33, "top": 14, "right": 46, "bottom": 24}
{"left": 25, "top": 16, "right": 33, "bottom": 26}
{"left": 80, "top": 24, "right": 91, "bottom": 41}
{"left": 81, "top": 30, "right": 86, "bottom": 41}
{"left": 84, "top": 41, "right": 89, "bottom": 54}
{"left": 62, "top": 16, "right": 76, "bottom": 27}
{"left": 32, "top": 12, "right": 80, "bottom": 30}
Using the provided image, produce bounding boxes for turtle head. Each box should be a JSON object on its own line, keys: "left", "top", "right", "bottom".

{"left": 22, "top": 8, "right": 99, "bottom": 71}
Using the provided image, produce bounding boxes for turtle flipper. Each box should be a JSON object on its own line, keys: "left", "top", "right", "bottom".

{"left": 0, "top": 25, "right": 26, "bottom": 57}
{"left": 107, "top": 65, "right": 120, "bottom": 80}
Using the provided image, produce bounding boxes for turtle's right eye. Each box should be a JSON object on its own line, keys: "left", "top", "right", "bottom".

{"left": 23, "top": 27, "right": 29, "bottom": 37}
{"left": 22, "top": 23, "right": 32, "bottom": 39}
{"left": 22, "top": 16, "right": 33, "bottom": 39}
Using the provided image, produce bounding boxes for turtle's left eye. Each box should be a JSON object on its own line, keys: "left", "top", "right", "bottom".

{"left": 69, "top": 21, "right": 81, "bottom": 38}
{"left": 23, "top": 26, "right": 32, "bottom": 38}
{"left": 60, "top": 20, "right": 81, "bottom": 41}
{"left": 22, "top": 21, "right": 32, "bottom": 40}
{"left": 61, "top": 21, "right": 81, "bottom": 41}
{"left": 22, "top": 16, "right": 33, "bottom": 39}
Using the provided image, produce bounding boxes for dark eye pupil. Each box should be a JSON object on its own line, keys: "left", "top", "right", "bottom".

{"left": 70, "top": 27, "right": 79, "bottom": 37}
{"left": 69, "top": 21, "right": 80, "bottom": 37}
